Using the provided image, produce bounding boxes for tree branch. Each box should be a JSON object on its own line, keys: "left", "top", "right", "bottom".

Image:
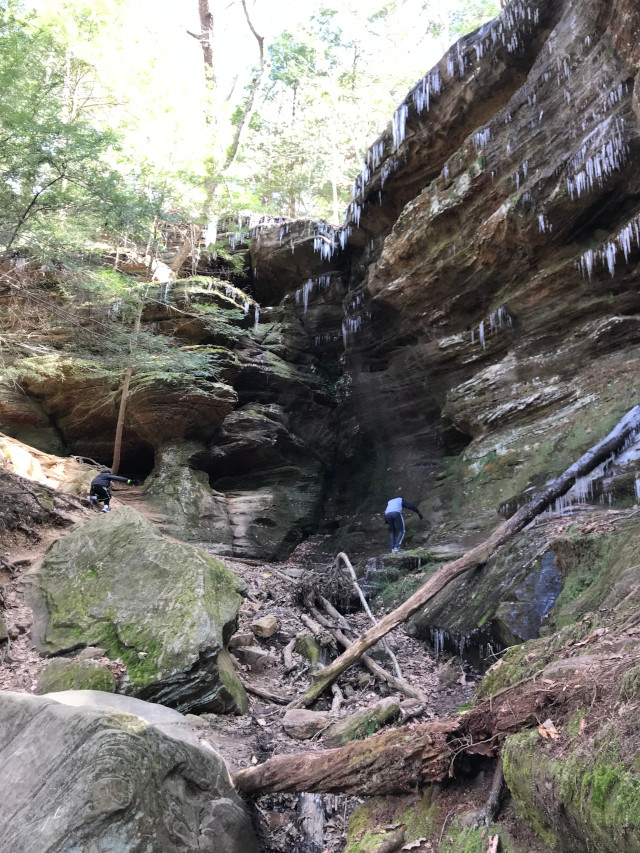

{"left": 288, "top": 405, "right": 640, "bottom": 708}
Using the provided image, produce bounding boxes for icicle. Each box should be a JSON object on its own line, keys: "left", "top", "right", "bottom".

{"left": 392, "top": 103, "right": 409, "bottom": 149}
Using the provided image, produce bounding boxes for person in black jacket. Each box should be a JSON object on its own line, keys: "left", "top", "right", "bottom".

{"left": 88, "top": 471, "right": 130, "bottom": 512}
{"left": 384, "top": 496, "right": 423, "bottom": 552}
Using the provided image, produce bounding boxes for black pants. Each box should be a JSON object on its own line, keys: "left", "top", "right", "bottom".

{"left": 90, "top": 484, "right": 111, "bottom": 506}
{"left": 385, "top": 511, "right": 405, "bottom": 551}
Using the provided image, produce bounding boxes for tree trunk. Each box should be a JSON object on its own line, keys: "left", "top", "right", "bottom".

{"left": 170, "top": 225, "right": 202, "bottom": 274}
{"left": 111, "top": 305, "right": 142, "bottom": 475}
{"left": 234, "top": 675, "right": 573, "bottom": 797}
{"left": 289, "top": 405, "right": 640, "bottom": 708}
{"left": 233, "top": 719, "right": 460, "bottom": 796}
{"left": 222, "top": 0, "right": 266, "bottom": 171}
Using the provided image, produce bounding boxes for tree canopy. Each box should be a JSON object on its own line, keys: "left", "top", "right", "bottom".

{"left": 0, "top": 0, "right": 500, "bottom": 259}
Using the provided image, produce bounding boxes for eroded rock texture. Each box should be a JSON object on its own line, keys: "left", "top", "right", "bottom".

{"left": 0, "top": 690, "right": 258, "bottom": 853}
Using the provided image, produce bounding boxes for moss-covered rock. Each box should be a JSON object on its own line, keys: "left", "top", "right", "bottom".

{"left": 345, "top": 790, "right": 438, "bottom": 852}
{"left": 296, "top": 634, "right": 322, "bottom": 667}
{"left": 27, "top": 506, "right": 247, "bottom": 714}
{"left": 143, "top": 442, "right": 234, "bottom": 546}
{"left": 503, "top": 729, "right": 640, "bottom": 852}
{"left": 37, "top": 659, "right": 117, "bottom": 694}
{"left": 323, "top": 698, "right": 401, "bottom": 746}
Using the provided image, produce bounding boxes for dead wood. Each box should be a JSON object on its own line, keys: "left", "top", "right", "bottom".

{"left": 486, "top": 836, "right": 499, "bottom": 853}
{"left": 233, "top": 680, "right": 573, "bottom": 796}
{"left": 233, "top": 719, "right": 460, "bottom": 796}
{"left": 300, "top": 614, "right": 333, "bottom": 646}
{"left": 470, "top": 759, "right": 505, "bottom": 827}
{"left": 297, "top": 793, "right": 325, "bottom": 851}
{"left": 332, "top": 627, "right": 426, "bottom": 703}
{"left": 317, "top": 595, "right": 351, "bottom": 631}
{"left": 283, "top": 636, "right": 298, "bottom": 673}
{"left": 330, "top": 683, "right": 344, "bottom": 714}
{"left": 239, "top": 678, "right": 290, "bottom": 705}
{"left": 337, "top": 551, "right": 404, "bottom": 680}
{"left": 289, "top": 405, "right": 640, "bottom": 707}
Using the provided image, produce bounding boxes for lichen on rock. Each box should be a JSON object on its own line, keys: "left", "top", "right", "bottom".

{"left": 27, "top": 506, "right": 248, "bottom": 713}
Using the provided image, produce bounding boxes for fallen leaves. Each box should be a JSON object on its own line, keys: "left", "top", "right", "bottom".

{"left": 538, "top": 718, "right": 561, "bottom": 740}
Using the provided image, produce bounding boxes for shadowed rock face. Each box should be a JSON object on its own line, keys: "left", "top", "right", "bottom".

{"left": 243, "top": 0, "right": 640, "bottom": 644}
{"left": 0, "top": 691, "right": 258, "bottom": 853}
{"left": 270, "top": 0, "right": 640, "bottom": 555}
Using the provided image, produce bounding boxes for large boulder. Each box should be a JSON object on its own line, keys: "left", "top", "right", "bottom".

{"left": 0, "top": 690, "right": 258, "bottom": 853}
{"left": 27, "top": 506, "right": 248, "bottom": 713}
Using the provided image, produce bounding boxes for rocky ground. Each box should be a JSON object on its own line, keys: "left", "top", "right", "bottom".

{"left": 0, "top": 483, "right": 481, "bottom": 853}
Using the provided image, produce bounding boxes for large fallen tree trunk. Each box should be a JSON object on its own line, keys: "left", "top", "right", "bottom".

{"left": 289, "top": 405, "right": 640, "bottom": 708}
{"left": 234, "top": 678, "right": 570, "bottom": 795}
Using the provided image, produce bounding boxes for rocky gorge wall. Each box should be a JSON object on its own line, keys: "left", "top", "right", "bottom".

{"left": 2, "top": 0, "right": 640, "bottom": 646}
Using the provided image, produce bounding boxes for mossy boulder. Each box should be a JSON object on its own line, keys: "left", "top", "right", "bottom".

{"left": 27, "top": 506, "right": 248, "bottom": 714}
{"left": 503, "top": 729, "right": 640, "bottom": 852}
{"left": 37, "top": 659, "right": 117, "bottom": 694}
{"left": 143, "top": 442, "right": 234, "bottom": 546}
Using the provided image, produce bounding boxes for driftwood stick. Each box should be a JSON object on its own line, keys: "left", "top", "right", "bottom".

{"left": 308, "top": 605, "right": 337, "bottom": 631}
{"left": 332, "top": 628, "right": 426, "bottom": 703}
{"left": 337, "top": 551, "right": 404, "bottom": 680}
{"left": 331, "top": 683, "right": 344, "bottom": 714}
{"left": 239, "top": 678, "right": 290, "bottom": 705}
{"left": 283, "top": 637, "right": 298, "bottom": 673}
{"left": 472, "top": 758, "right": 505, "bottom": 827}
{"left": 300, "top": 614, "right": 333, "bottom": 646}
{"left": 289, "top": 405, "right": 640, "bottom": 708}
{"left": 317, "top": 595, "right": 351, "bottom": 632}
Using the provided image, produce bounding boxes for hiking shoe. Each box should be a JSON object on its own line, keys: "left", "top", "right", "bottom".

{"left": 102, "top": 505, "right": 110, "bottom": 512}
{"left": 88, "top": 495, "right": 97, "bottom": 505}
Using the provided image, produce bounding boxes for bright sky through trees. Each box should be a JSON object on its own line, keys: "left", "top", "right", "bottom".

{"left": 9, "top": 0, "right": 500, "bottom": 254}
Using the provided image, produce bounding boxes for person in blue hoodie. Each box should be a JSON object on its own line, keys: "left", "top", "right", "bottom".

{"left": 384, "top": 496, "right": 423, "bottom": 552}
{"left": 88, "top": 471, "right": 130, "bottom": 512}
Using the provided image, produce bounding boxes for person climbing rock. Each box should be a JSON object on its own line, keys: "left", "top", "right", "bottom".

{"left": 384, "top": 496, "right": 423, "bottom": 552}
{"left": 88, "top": 471, "right": 130, "bottom": 512}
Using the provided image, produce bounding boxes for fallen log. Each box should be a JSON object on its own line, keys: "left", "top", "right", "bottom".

{"left": 233, "top": 719, "right": 460, "bottom": 796}
{"left": 289, "top": 405, "right": 640, "bottom": 707}
{"left": 234, "top": 678, "right": 570, "bottom": 796}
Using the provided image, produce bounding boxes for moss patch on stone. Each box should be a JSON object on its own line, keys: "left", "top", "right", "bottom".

{"left": 37, "top": 659, "right": 116, "bottom": 694}
{"left": 345, "top": 791, "right": 438, "bottom": 853}
{"left": 503, "top": 728, "right": 640, "bottom": 852}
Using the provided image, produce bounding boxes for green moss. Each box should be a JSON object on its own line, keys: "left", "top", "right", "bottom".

{"left": 619, "top": 665, "right": 640, "bottom": 702}
{"left": 345, "top": 791, "right": 438, "bottom": 852}
{"left": 567, "top": 709, "right": 587, "bottom": 738}
{"left": 477, "top": 610, "right": 492, "bottom": 629}
{"left": 297, "top": 634, "right": 321, "bottom": 665}
{"left": 504, "top": 728, "right": 640, "bottom": 851}
{"left": 37, "top": 659, "right": 116, "bottom": 694}
{"left": 445, "top": 820, "right": 531, "bottom": 853}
